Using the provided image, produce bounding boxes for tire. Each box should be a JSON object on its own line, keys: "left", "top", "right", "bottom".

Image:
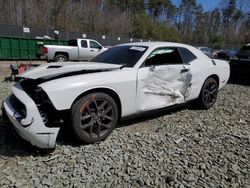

{"left": 70, "top": 92, "right": 119, "bottom": 143}
{"left": 198, "top": 77, "right": 218, "bottom": 109}
{"left": 1, "top": 102, "right": 7, "bottom": 121}
{"left": 54, "top": 54, "right": 68, "bottom": 62}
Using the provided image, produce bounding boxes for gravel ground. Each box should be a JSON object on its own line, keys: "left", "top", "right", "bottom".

{"left": 0, "top": 61, "right": 249, "bottom": 187}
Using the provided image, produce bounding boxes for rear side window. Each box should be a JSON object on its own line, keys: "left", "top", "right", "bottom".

{"left": 68, "top": 40, "right": 78, "bottom": 46}
{"left": 145, "top": 47, "right": 183, "bottom": 66}
{"left": 179, "top": 47, "right": 197, "bottom": 64}
{"left": 81, "top": 40, "right": 87, "bottom": 48}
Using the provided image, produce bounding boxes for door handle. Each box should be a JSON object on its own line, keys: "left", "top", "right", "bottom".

{"left": 90, "top": 50, "right": 94, "bottom": 52}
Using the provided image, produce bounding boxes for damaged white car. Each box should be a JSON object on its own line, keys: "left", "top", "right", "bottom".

{"left": 2, "top": 42, "right": 230, "bottom": 148}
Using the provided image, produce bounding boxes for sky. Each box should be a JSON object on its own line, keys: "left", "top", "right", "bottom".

{"left": 172, "top": 0, "right": 220, "bottom": 11}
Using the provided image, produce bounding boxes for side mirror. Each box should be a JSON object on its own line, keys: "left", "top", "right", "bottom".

{"left": 144, "top": 57, "right": 153, "bottom": 67}
{"left": 149, "top": 65, "right": 155, "bottom": 72}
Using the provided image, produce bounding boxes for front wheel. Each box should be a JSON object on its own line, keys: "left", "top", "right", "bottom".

{"left": 70, "top": 93, "right": 119, "bottom": 143}
{"left": 198, "top": 78, "right": 218, "bottom": 109}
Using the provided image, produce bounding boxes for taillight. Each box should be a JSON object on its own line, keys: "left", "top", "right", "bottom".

{"left": 42, "top": 47, "right": 48, "bottom": 54}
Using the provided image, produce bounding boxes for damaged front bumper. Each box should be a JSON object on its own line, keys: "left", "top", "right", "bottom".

{"left": 2, "top": 83, "right": 60, "bottom": 149}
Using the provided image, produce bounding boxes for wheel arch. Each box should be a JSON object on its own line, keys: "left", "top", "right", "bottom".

{"left": 54, "top": 52, "right": 69, "bottom": 60}
{"left": 71, "top": 87, "right": 122, "bottom": 120}
{"left": 207, "top": 74, "right": 219, "bottom": 87}
{"left": 196, "top": 74, "right": 220, "bottom": 109}
{"left": 198, "top": 74, "right": 220, "bottom": 96}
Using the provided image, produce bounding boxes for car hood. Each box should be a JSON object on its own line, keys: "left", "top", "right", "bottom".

{"left": 18, "top": 62, "right": 123, "bottom": 80}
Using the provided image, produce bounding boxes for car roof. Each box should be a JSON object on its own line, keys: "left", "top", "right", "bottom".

{"left": 119, "top": 41, "right": 193, "bottom": 48}
{"left": 118, "top": 42, "right": 209, "bottom": 59}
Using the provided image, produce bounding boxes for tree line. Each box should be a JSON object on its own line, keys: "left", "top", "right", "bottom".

{"left": 0, "top": 0, "right": 249, "bottom": 48}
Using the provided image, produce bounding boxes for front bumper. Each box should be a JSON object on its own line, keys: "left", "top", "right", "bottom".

{"left": 2, "top": 83, "right": 60, "bottom": 149}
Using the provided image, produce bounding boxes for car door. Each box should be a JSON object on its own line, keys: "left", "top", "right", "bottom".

{"left": 78, "top": 39, "right": 92, "bottom": 61}
{"left": 136, "top": 47, "right": 193, "bottom": 111}
{"left": 88, "top": 40, "right": 104, "bottom": 60}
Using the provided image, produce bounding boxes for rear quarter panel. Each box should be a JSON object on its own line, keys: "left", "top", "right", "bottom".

{"left": 187, "top": 58, "right": 230, "bottom": 101}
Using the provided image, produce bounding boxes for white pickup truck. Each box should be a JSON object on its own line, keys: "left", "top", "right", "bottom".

{"left": 41, "top": 39, "right": 108, "bottom": 62}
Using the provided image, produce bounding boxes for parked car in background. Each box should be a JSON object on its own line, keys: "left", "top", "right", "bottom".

{"left": 2, "top": 42, "right": 230, "bottom": 149}
{"left": 230, "top": 43, "right": 250, "bottom": 67}
{"left": 197, "top": 46, "right": 214, "bottom": 58}
{"left": 40, "top": 38, "right": 108, "bottom": 62}
{"left": 217, "top": 49, "right": 236, "bottom": 61}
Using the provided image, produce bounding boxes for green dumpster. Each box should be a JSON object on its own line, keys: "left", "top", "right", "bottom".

{"left": 0, "top": 36, "right": 68, "bottom": 60}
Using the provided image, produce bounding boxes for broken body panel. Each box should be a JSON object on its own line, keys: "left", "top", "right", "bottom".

{"left": 138, "top": 65, "right": 192, "bottom": 111}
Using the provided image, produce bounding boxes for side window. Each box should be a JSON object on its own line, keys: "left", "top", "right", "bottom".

{"left": 179, "top": 47, "right": 197, "bottom": 64}
{"left": 90, "top": 41, "right": 102, "bottom": 49}
{"left": 81, "top": 40, "right": 87, "bottom": 48}
{"left": 145, "top": 47, "right": 183, "bottom": 66}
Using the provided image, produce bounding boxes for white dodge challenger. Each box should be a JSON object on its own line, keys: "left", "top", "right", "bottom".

{"left": 2, "top": 42, "right": 230, "bottom": 149}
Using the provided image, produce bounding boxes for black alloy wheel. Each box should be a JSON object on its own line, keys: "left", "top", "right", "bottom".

{"left": 71, "top": 93, "right": 118, "bottom": 143}
{"left": 199, "top": 78, "right": 218, "bottom": 109}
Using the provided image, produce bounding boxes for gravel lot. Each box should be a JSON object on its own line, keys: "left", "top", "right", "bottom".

{"left": 0, "top": 61, "right": 249, "bottom": 187}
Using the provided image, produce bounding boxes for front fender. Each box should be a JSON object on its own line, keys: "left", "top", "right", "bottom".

{"left": 39, "top": 78, "right": 117, "bottom": 111}
{"left": 39, "top": 69, "right": 138, "bottom": 117}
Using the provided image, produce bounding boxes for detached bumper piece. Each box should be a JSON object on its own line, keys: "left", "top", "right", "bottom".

{"left": 3, "top": 83, "right": 60, "bottom": 149}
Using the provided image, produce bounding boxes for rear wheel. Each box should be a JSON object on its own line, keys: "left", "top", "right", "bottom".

{"left": 54, "top": 54, "right": 68, "bottom": 62}
{"left": 198, "top": 78, "right": 218, "bottom": 109}
{"left": 70, "top": 93, "right": 118, "bottom": 143}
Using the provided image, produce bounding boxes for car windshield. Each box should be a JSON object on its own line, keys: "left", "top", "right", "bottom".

{"left": 91, "top": 45, "right": 148, "bottom": 67}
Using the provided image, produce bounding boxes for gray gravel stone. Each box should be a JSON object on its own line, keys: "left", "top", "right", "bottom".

{"left": 0, "top": 67, "right": 249, "bottom": 187}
